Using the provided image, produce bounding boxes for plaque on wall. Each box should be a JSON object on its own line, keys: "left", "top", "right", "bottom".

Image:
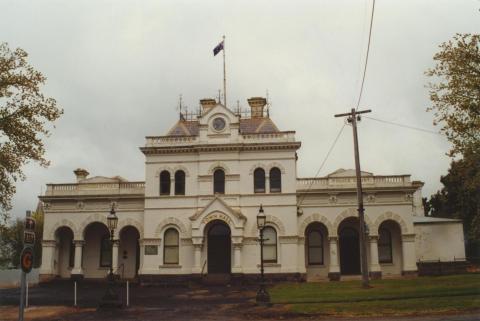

{"left": 144, "top": 245, "right": 158, "bottom": 255}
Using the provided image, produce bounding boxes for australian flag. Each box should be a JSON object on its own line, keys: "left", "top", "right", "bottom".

{"left": 213, "top": 41, "right": 224, "bottom": 56}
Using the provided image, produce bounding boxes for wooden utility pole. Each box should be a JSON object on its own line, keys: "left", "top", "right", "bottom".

{"left": 334, "top": 108, "right": 371, "bottom": 288}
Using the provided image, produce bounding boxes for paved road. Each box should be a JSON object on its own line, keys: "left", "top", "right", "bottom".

{"left": 1, "top": 281, "right": 479, "bottom": 320}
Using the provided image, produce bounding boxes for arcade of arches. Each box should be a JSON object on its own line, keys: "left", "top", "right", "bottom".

{"left": 304, "top": 218, "right": 405, "bottom": 281}
{"left": 50, "top": 222, "right": 140, "bottom": 280}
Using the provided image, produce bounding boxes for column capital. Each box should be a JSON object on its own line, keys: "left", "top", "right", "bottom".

{"left": 73, "top": 240, "right": 85, "bottom": 246}
{"left": 328, "top": 236, "right": 338, "bottom": 242}
{"left": 369, "top": 235, "right": 379, "bottom": 242}
{"left": 232, "top": 243, "right": 243, "bottom": 249}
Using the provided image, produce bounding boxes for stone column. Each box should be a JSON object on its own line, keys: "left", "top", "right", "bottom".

{"left": 192, "top": 244, "right": 203, "bottom": 274}
{"left": 369, "top": 236, "right": 382, "bottom": 279}
{"left": 265, "top": 175, "right": 270, "bottom": 193}
{"left": 39, "top": 240, "right": 56, "bottom": 282}
{"left": 328, "top": 236, "right": 340, "bottom": 281}
{"left": 401, "top": 234, "right": 417, "bottom": 275}
{"left": 232, "top": 244, "right": 243, "bottom": 273}
{"left": 71, "top": 240, "right": 84, "bottom": 278}
{"left": 138, "top": 239, "right": 145, "bottom": 273}
{"left": 112, "top": 240, "right": 119, "bottom": 276}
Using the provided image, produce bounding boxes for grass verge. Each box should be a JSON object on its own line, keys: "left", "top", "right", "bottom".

{"left": 269, "top": 274, "right": 480, "bottom": 316}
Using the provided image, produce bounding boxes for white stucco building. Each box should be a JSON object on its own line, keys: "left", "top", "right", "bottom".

{"left": 39, "top": 97, "right": 466, "bottom": 283}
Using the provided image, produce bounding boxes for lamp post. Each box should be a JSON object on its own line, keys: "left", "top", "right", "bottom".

{"left": 256, "top": 205, "right": 270, "bottom": 306}
{"left": 99, "top": 204, "right": 121, "bottom": 308}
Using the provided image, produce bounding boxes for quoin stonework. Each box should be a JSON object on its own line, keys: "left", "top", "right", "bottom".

{"left": 39, "top": 97, "right": 466, "bottom": 283}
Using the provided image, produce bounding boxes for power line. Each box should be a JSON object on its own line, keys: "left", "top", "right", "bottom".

{"left": 355, "top": 0, "right": 376, "bottom": 111}
{"left": 363, "top": 116, "right": 443, "bottom": 135}
{"left": 297, "top": 124, "right": 346, "bottom": 207}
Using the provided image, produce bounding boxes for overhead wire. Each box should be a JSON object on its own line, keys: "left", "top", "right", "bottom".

{"left": 296, "top": 0, "right": 376, "bottom": 207}
{"left": 363, "top": 116, "right": 443, "bottom": 135}
{"left": 297, "top": 124, "right": 346, "bottom": 207}
{"left": 355, "top": 0, "right": 376, "bottom": 111}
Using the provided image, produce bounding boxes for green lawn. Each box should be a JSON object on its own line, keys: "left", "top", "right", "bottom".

{"left": 269, "top": 274, "right": 480, "bottom": 316}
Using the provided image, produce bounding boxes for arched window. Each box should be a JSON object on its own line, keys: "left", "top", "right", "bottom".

{"left": 262, "top": 227, "right": 277, "bottom": 263}
{"left": 254, "top": 168, "right": 266, "bottom": 193}
{"left": 307, "top": 229, "right": 324, "bottom": 265}
{"left": 174, "top": 170, "right": 185, "bottom": 195}
{"left": 378, "top": 228, "right": 392, "bottom": 263}
{"left": 164, "top": 228, "right": 179, "bottom": 264}
{"left": 160, "top": 171, "right": 171, "bottom": 195}
{"left": 100, "top": 234, "right": 112, "bottom": 267}
{"left": 213, "top": 169, "right": 225, "bottom": 194}
{"left": 269, "top": 167, "right": 282, "bottom": 193}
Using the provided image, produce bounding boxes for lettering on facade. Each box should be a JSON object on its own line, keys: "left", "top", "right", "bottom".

{"left": 201, "top": 212, "right": 232, "bottom": 226}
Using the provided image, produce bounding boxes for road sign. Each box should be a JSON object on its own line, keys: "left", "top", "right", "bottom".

{"left": 25, "top": 217, "right": 35, "bottom": 231}
{"left": 20, "top": 248, "right": 34, "bottom": 274}
{"left": 24, "top": 231, "right": 35, "bottom": 245}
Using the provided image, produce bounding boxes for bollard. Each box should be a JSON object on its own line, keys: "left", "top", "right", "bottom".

{"left": 126, "top": 280, "right": 129, "bottom": 307}
{"left": 74, "top": 281, "right": 77, "bottom": 307}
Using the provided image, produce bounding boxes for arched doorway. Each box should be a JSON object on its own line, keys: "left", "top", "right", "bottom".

{"left": 55, "top": 226, "right": 74, "bottom": 278}
{"left": 339, "top": 217, "right": 361, "bottom": 275}
{"left": 207, "top": 220, "right": 231, "bottom": 274}
{"left": 118, "top": 226, "right": 140, "bottom": 279}
{"left": 83, "top": 222, "right": 110, "bottom": 278}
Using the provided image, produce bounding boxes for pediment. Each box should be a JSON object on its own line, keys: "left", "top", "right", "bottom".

{"left": 189, "top": 196, "right": 246, "bottom": 228}
{"left": 198, "top": 103, "right": 239, "bottom": 126}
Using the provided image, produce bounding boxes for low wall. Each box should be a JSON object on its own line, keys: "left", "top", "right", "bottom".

{"left": 0, "top": 269, "right": 39, "bottom": 288}
{"left": 417, "top": 261, "right": 469, "bottom": 276}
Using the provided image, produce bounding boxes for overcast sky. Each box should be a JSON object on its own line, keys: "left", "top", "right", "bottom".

{"left": 1, "top": 0, "right": 479, "bottom": 218}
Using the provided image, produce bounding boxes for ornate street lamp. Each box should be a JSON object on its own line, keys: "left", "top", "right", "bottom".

{"left": 256, "top": 204, "right": 270, "bottom": 306}
{"left": 99, "top": 204, "right": 121, "bottom": 308}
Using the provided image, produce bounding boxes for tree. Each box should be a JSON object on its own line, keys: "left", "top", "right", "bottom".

{"left": 0, "top": 43, "right": 63, "bottom": 220}
{"left": 426, "top": 33, "right": 480, "bottom": 157}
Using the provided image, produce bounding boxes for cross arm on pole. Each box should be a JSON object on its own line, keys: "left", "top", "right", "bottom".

{"left": 334, "top": 109, "right": 372, "bottom": 118}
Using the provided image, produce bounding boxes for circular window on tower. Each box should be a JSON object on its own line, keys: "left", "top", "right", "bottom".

{"left": 212, "top": 117, "right": 226, "bottom": 132}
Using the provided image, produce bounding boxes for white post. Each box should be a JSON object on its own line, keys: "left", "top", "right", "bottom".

{"left": 126, "top": 281, "right": 129, "bottom": 307}
{"left": 74, "top": 281, "right": 77, "bottom": 307}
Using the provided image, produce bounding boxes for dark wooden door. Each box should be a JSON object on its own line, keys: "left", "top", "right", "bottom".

{"left": 207, "top": 222, "right": 231, "bottom": 274}
{"left": 339, "top": 227, "right": 361, "bottom": 275}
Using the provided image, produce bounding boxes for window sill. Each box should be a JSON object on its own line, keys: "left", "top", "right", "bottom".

{"left": 257, "top": 263, "right": 281, "bottom": 268}
{"left": 380, "top": 262, "right": 394, "bottom": 266}
{"left": 307, "top": 264, "right": 325, "bottom": 267}
{"left": 159, "top": 264, "right": 182, "bottom": 269}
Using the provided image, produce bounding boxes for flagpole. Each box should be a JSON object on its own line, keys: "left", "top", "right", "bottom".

{"left": 222, "top": 35, "right": 226, "bottom": 107}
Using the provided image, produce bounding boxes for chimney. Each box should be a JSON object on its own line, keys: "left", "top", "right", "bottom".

{"left": 74, "top": 168, "right": 89, "bottom": 183}
{"left": 199, "top": 98, "right": 217, "bottom": 113}
{"left": 247, "top": 97, "right": 266, "bottom": 118}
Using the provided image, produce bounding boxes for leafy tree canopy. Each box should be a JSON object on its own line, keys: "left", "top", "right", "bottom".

{"left": 0, "top": 43, "right": 63, "bottom": 220}
{"left": 426, "top": 33, "right": 480, "bottom": 157}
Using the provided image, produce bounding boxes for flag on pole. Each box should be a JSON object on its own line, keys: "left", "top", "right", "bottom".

{"left": 213, "top": 41, "right": 224, "bottom": 56}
